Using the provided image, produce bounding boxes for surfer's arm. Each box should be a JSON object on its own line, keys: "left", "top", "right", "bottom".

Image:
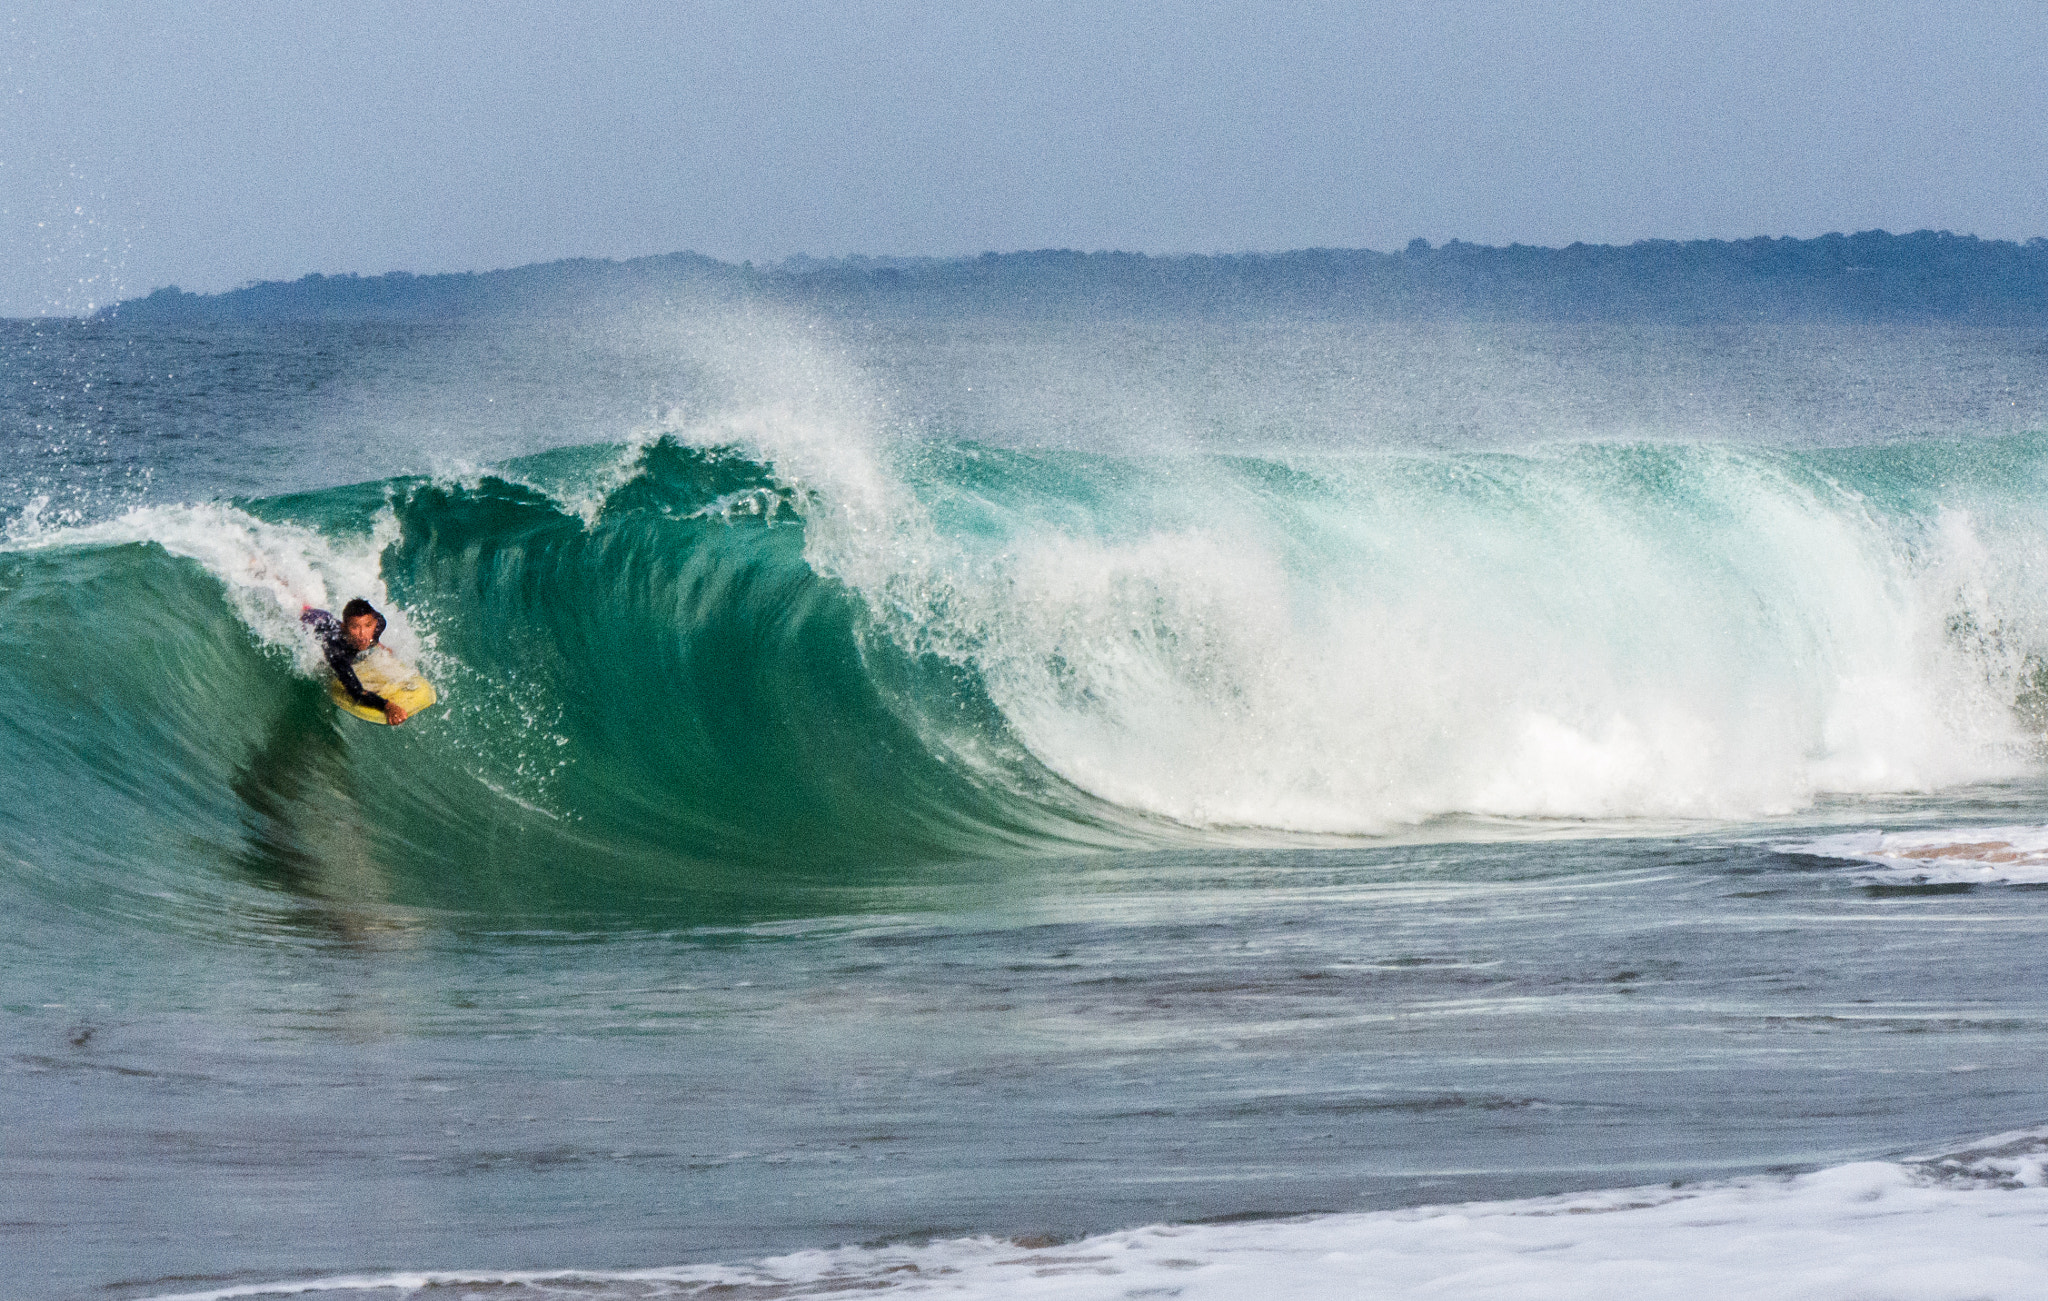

{"left": 327, "top": 650, "right": 389, "bottom": 710}
{"left": 303, "top": 608, "right": 389, "bottom": 709}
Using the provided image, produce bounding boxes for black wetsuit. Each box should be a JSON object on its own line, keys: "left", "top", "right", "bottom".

{"left": 301, "top": 607, "right": 388, "bottom": 710}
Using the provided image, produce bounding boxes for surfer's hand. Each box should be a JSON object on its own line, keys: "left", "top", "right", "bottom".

{"left": 384, "top": 702, "right": 409, "bottom": 725}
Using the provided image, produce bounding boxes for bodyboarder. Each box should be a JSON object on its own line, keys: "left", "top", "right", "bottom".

{"left": 301, "top": 599, "right": 410, "bottom": 725}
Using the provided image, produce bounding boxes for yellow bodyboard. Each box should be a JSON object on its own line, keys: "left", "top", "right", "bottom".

{"left": 327, "top": 646, "right": 437, "bottom": 724}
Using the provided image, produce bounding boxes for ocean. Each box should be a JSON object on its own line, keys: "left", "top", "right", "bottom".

{"left": 6, "top": 291, "right": 2048, "bottom": 1299}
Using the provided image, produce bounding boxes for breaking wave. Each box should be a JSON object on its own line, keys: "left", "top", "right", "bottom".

{"left": 7, "top": 424, "right": 2048, "bottom": 923}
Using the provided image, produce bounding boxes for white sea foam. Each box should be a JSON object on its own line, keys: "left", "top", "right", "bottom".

{"left": 976, "top": 462, "right": 2029, "bottom": 833}
{"left": 137, "top": 1130, "right": 2048, "bottom": 1301}
{"left": 695, "top": 395, "right": 2039, "bottom": 833}
{"left": 1783, "top": 825, "right": 2048, "bottom": 885}
{"left": 0, "top": 499, "right": 419, "bottom": 672}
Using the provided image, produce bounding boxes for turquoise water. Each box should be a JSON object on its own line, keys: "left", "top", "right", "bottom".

{"left": 5, "top": 310, "right": 2048, "bottom": 1298}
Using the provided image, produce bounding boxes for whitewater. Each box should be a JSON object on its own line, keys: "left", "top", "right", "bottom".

{"left": 126, "top": 1130, "right": 2048, "bottom": 1301}
{"left": 5, "top": 301, "right": 2048, "bottom": 1298}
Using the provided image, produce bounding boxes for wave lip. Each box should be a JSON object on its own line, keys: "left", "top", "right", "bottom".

{"left": 134, "top": 1128, "right": 2048, "bottom": 1301}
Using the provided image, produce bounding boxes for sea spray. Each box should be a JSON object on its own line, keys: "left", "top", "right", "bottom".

{"left": 707, "top": 429, "right": 2044, "bottom": 831}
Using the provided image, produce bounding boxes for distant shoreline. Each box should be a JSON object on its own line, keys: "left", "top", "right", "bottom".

{"left": 89, "top": 229, "right": 2048, "bottom": 324}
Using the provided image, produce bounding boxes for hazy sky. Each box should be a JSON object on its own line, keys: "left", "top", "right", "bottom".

{"left": 4, "top": 0, "right": 2045, "bottom": 315}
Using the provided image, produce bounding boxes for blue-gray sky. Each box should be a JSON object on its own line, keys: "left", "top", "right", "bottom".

{"left": 4, "top": 0, "right": 2045, "bottom": 316}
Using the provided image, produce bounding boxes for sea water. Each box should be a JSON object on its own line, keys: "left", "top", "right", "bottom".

{"left": 5, "top": 302, "right": 2048, "bottom": 1299}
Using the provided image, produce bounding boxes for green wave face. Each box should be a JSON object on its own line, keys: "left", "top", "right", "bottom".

{"left": 7, "top": 432, "right": 2048, "bottom": 933}
{"left": 0, "top": 439, "right": 1158, "bottom": 935}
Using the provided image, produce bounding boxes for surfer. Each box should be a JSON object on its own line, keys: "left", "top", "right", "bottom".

{"left": 301, "top": 599, "right": 409, "bottom": 724}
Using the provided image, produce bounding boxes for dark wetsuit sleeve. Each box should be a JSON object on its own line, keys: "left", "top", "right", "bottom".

{"left": 301, "top": 608, "right": 388, "bottom": 710}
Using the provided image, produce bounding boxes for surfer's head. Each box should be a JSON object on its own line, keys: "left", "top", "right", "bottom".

{"left": 340, "top": 598, "right": 385, "bottom": 652}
